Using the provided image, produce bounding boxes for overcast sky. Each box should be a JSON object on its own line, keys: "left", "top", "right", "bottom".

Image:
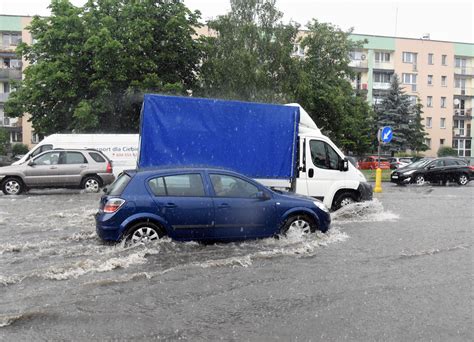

{"left": 1, "top": 0, "right": 472, "bottom": 43}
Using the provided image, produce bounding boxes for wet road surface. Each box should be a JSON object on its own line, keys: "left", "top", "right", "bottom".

{"left": 0, "top": 183, "right": 472, "bottom": 341}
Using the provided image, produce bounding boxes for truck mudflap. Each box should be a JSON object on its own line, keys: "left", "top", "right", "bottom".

{"left": 357, "top": 182, "right": 373, "bottom": 201}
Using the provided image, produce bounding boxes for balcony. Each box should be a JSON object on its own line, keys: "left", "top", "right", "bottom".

{"left": 0, "top": 116, "right": 18, "bottom": 127}
{"left": 373, "top": 62, "right": 394, "bottom": 71}
{"left": 349, "top": 59, "right": 368, "bottom": 69}
{"left": 0, "top": 68, "right": 22, "bottom": 80}
{"left": 454, "top": 87, "right": 474, "bottom": 96}
{"left": 373, "top": 82, "right": 391, "bottom": 90}
{"left": 454, "top": 66, "right": 474, "bottom": 77}
{"left": 453, "top": 108, "right": 473, "bottom": 120}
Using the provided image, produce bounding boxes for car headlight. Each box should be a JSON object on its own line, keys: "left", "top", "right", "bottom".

{"left": 402, "top": 170, "right": 416, "bottom": 175}
{"left": 313, "top": 201, "right": 329, "bottom": 213}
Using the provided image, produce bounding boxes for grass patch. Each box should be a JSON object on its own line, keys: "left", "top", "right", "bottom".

{"left": 361, "top": 169, "right": 392, "bottom": 182}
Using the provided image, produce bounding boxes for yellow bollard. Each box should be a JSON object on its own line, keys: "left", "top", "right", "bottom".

{"left": 374, "top": 168, "right": 383, "bottom": 193}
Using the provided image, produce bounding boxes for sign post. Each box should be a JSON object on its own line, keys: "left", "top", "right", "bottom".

{"left": 374, "top": 126, "right": 393, "bottom": 193}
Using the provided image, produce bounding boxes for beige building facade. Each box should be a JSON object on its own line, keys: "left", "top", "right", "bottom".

{"left": 348, "top": 34, "right": 473, "bottom": 158}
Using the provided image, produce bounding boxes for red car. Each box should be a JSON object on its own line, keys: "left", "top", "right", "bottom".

{"left": 359, "top": 156, "right": 391, "bottom": 170}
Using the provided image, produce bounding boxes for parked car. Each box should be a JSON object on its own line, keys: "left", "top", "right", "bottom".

{"left": 390, "top": 157, "right": 473, "bottom": 186}
{"left": 389, "top": 157, "right": 414, "bottom": 169}
{"left": 95, "top": 168, "right": 332, "bottom": 244}
{"left": 359, "top": 156, "right": 391, "bottom": 170}
{"left": 0, "top": 155, "right": 12, "bottom": 167}
{"left": 0, "top": 149, "right": 115, "bottom": 195}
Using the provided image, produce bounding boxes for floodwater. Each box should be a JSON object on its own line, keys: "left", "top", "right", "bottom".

{"left": 0, "top": 184, "right": 472, "bottom": 341}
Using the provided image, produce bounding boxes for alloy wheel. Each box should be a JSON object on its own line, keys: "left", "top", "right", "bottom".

{"left": 84, "top": 178, "right": 100, "bottom": 192}
{"left": 5, "top": 180, "right": 21, "bottom": 195}
{"left": 415, "top": 175, "right": 425, "bottom": 185}
{"left": 131, "top": 227, "right": 160, "bottom": 244}
{"left": 458, "top": 174, "right": 469, "bottom": 185}
{"left": 288, "top": 219, "right": 311, "bottom": 234}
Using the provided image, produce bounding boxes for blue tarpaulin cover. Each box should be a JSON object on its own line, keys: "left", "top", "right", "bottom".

{"left": 138, "top": 95, "right": 300, "bottom": 179}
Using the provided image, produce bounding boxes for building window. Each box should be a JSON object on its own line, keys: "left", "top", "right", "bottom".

{"left": 11, "top": 132, "right": 22, "bottom": 143}
{"left": 2, "top": 82, "right": 10, "bottom": 93}
{"left": 441, "top": 76, "right": 447, "bottom": 87}
{"left": 440, "top": 139, "right": 445, "bottom": 145}
{"left": 442, "top": 55, "right": 447, "bottom": 65}
{"left": 428, "top": 53, "right": 434, "bottom": 65}
{"left": 425, "top": 138, "right": 431, "bottom": 148}
{"left": 426, "top": 117, "right": 432, "bottom": 128}
{"left": 454, "top": 77, "right": 466, "bottom": 89}
{"left": 454, "top": 120, "right": 465, "bottom": 136}
{"left": 408, "top": 96, "right": 417, "bottom": 106}
{"left": 427, "top": 75, "right": 433, "bottom": 85}
{"left": 440, "top": 117, "right": 446, "bottom": 128}
{"left": 373, "top": 72, "right": 391, "bottom": 83}
{"left": 375, "top": 52, "right": 390, "bottom": 62}
{"left": 1, "top": 32, "right": 21, "bottom": 47}
{"left": 427, "top": 96, "right": 433, "bottom": 107}
{"left": 441, "top": 97, "right": 446, "bottom": 108}
{"left": 402, "top": 52, "right": 417, "bottom": 64}
{"left": 402, "top": 73, "right": 417, "bottom": 91}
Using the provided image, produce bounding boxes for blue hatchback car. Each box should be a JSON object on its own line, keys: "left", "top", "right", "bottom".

{"left": 95, "top": 168, "right": 331, "bottom": 244}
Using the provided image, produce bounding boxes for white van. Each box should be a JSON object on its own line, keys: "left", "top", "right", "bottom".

{"left": 13, "top": 134, "right": 139, "bottom": 176}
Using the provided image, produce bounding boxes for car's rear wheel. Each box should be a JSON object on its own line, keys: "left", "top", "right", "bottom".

{"left": 125, "top": 222, "right": 165, "bottom": 245}
{"left": 280, "top": 214, "right": 316, "bottom": 236}
{"left": 457, "top": 173, "right": 469, "bottom": 186}
{"left": 414, "top": 175, "right": 425, "bottom": 185}
{"left": 82, "top": 176, "right": 101, "bottom": 193}
{"left": 1, "top": 177, "right": 24, "bottom": 195}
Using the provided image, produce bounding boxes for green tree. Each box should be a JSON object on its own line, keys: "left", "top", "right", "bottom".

{"left": 196, "top": 0, "right": 299, "bottom": 102}
{"left": 437, "top": 146, "right": 458, "bottom": 157}
{"left": 293, "top": 21, "right": 372, "bottom": 152}
{"left": 12, "top": 143, "right": 30, "bottom": 156}
{"left": 375, "top": 75, "right": 412, "bottom": 153}
{"left": 407, "top": 98, "right": 428, "bottom": 152}
{"left": 5, "top": 0, "right": 202, "bottom": 135}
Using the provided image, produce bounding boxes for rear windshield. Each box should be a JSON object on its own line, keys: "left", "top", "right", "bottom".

{"left": 89, "top": 152, "right": 106, "bottom": 163}
{"left": 107, "top": 173, "right": 131, "bottom": 196}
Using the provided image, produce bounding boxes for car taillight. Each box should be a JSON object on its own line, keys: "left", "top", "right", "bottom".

{"left": 106, "top": 162, "right": 112, "bottom": 173}
{"left": 103, "top": 198, "right": 125, "bottom": 213}
{"left": 469, "top": 165, "right": 474, "bottom": 171}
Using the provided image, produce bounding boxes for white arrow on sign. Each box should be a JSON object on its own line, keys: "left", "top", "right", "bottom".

{"left": 383, "top": 129, "right": 392, "bottom": 141}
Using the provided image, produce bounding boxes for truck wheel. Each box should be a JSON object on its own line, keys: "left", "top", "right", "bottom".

{"left": 279, "top": 214, "right": 316, "bottom": 236}
{"left": 82, "top": 176, "right": 101, "bottom": 193}
{"left": 333, "top": 192, "right": 356, "bottom": 210}
{"left": 124, "top": 222, "right": 165, "bottom": 245}
{"left": 1, "top": 177, "right": 24, "bottom": 195}
{"left": 457, "top": 173, "right": 469, "bottom": 186}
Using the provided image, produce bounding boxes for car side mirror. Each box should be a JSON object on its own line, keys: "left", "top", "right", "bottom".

{"left": 102, "top": 187, "right": 108, "bottom": 193}
{"left": 339, "top": 158, "right": 349, "bottom": 171}
{"left": 256, "top": 191, "right": 270, "bottom": 200}
{"left": 427, "top": 165, "right": 434, "bottom": 170}
{"left": 28, "top": 160, "right": 36, "bottom": 166}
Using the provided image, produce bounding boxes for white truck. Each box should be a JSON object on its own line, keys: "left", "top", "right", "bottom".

{"left": 138, "top": 95, "right": 372, "bottom": 210}
{"left": 13, "top": 134, "right": 139, "bottom": 176}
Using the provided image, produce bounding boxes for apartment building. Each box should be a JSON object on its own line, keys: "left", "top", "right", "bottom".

{"left": 348, "top": 34, "right": 473, "bottom": 158}
{"left": 0, "top": 14, "right": 37, "bottom": 148}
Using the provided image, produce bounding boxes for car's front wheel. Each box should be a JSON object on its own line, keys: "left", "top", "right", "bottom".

{"left": 333, "top": 191, "right": 357, "bottom": 210}
{"left": 414, "top": 175, "right": 425, "bottom": 185}
{"left": 457, "top": 173, "right": 469, "bottom": 186}
{"left": 280, "top": 214, "right": 316, "bottom": 236}
{"left": 82, "top": 176, "right": 101, "bottom": 193}
{"left": 1, "top": 177, "right": 24, "bottom": 195}
{"left": 125, "top": 222, "right": 165, "bottom": 245}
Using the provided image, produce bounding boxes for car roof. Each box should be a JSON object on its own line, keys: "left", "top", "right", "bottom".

{"left": 134, "top": 166, "right": 242, "bottom": 177}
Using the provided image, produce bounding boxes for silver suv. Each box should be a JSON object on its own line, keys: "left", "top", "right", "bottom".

{"left": 0, "top": 149, "right": 115, "bottom": 195}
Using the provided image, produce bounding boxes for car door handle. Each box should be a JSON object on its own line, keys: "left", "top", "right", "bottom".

{"left": 80, "top": 165, "right": 87, "bottom": 168}
{"left": 164, "top": 203, "right": 177, "bottom": 208}
{"left": 217, "top": 203, "right": 230, "bottom": 209}
{"left": 50, "top": 166, "right": 57, "bottom": 169}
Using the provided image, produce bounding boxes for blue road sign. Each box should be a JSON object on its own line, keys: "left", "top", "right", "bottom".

{"left": 381, "top": 126, "right": 393, "bottom": 143}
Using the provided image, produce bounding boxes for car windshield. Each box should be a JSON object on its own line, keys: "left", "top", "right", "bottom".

{"left": 408, "top": 158, "right": 432, "bottom": 168}
{"left": 106, "top": 173, "right": 131, "bottom": 196}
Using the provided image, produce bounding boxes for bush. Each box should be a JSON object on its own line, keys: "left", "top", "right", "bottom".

{"left": 12, "top": 143, "right": 29, "bottom": 156}
{"left": 437, "top": 146, "right": 458, "bottom": 157}
{"left": 0, "top": 128, "right": 9, "bottom": 155}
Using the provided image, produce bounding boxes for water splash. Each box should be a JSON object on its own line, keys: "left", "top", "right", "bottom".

{"left": 331, "top": 199, "right": 399, "bottom": 223}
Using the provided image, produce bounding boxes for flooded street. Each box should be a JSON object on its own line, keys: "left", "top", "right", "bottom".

{"left": 1, "top": 184, "right": 472, "bottom": 341}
